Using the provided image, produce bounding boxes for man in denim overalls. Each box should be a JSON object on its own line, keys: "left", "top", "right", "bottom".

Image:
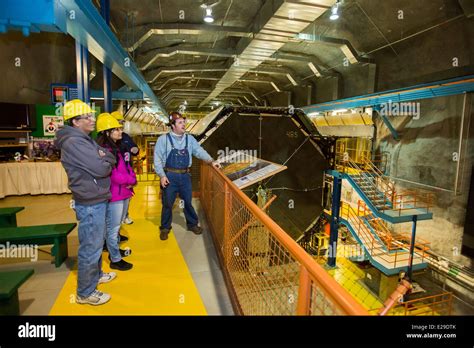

{"left": 154, "top": 112, "right": 221, "bottom": 240}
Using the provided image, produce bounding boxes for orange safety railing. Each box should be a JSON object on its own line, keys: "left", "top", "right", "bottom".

{"left": 200, "top": 163, "right": 368, "bottom": 315}
{"left": 369, "top": 292, "right": 453, "bottom": 316}
{"left": 358, "top": 201, "right": 431, "bottom": 255}
{"left": 339, "top": 202, "right": 428, "bottom": 269}
{"left": 399, "top": 292, "right": 453, "bottom": 316}
{"left": 386, "top": 190, "right": 435, "bottom": 215}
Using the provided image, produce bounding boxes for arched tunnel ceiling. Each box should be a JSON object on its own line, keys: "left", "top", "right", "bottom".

{"left": 104, "top": 0, "right": 469, "bottom": 112}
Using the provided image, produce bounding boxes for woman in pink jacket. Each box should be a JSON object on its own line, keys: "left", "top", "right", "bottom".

{"left": 96, "top": 113, "right": 136, "bottom": 271}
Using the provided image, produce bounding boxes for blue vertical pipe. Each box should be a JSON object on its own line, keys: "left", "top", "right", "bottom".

{"left": 101, "top": 0, "right": 112, "bottom": 112}
{"left": 407, "top": 215, "right": 418, "bottom": 280}
{"left": 75, "top": 41, "right": 84, "bottom": 101}
{"left": 82, "top": 45, "right": 90, "bottom": 102}
{"left": 75, "top": 40, "right": 90, "bottom": 103}
{"left": 327, "top": 175, "right": 342, "bottom": 268}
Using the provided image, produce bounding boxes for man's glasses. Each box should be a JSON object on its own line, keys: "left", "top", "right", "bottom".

{"left": 76, "top": 115, "right": 96, "bottom": 121}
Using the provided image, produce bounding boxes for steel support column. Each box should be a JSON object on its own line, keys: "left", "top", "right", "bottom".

{"left": 75, "top": 41, "right": 89, "bottom": 102}
{"left": 327, "top": 175, "right": 342, "bottom": 268}
{"left": 101, "top": 0, "right": 112, "bottom": 112}
{"left": 407, "top": 215, "right": 418, "bottom": 280}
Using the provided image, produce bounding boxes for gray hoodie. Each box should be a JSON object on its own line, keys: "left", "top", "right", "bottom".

{"left": 55, "top": 125, "right": 116, "bottom": 205}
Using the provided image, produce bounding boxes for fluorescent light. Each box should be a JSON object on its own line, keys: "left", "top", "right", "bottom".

{"left": 308, "top": 62, "right": 321, "bottom": 77}
{"left": 286, "top": 73, "right": 298, "bottom": 86}
{"left": 307, "top": 112, "right": 320, "bottom": 117}
{"left": 204, "top": 8, "right": 214, "bottom": 23}
{"left": 270, "top": 82, "right": 281, "bottom": 92}
{"left": 331, "top": 109, "right": 348, "bottom": 115}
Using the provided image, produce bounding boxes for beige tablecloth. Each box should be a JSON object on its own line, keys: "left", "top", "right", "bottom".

{"left": 0, "top": 162, "right": 70, "bottom": 198}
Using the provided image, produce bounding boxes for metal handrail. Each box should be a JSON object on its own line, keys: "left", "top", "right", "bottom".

{"left": 338, "top": 155, "right": 394, "bottom": 207}
{"left": 340, "top": 202, "right": 427, "bottom": 268}
{"left": 201, "top": 163, "right": 368, "bottom": 315}
{"left": 358, "top": 201, "right": 430, "bottom": 261}
{"left": 371, "top": 292, "right": 453, "bottom": 316}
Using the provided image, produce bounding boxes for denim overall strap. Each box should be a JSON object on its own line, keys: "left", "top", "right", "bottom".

{"left": 165, "top": 133, "right": 190, "bottom": 169}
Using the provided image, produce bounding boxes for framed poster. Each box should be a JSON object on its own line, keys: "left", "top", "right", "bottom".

{"left": 43, "top": 115, "right": 64, "bottom": 136}
{"left": 216, "top": 151, "right": 287, "bottom": 189}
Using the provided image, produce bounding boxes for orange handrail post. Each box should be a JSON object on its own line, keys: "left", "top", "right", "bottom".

{"left": 223, "top": 181, "right": 231, "bottom": 266}
{"left": 296, "top": 266, "right": 311, "bottom": 315}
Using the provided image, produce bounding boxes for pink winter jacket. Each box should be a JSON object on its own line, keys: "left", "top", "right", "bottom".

{"left": 109, "top": 149, "right": 137, "bottom": 202}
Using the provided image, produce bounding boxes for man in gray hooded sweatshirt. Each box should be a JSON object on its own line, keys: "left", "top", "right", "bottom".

{"left": 55, "top": 99, "right": 116, "bottom": 306}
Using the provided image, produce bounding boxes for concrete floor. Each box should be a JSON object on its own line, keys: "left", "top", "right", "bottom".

{"left": 0, "top": 185, "right": 234, "bottom": 315}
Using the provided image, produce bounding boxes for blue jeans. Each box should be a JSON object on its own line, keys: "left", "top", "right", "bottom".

{"left": 106, "top": 200, "right": 127, "bottom": 262}
{"left": 160, "top": 172, "right": 198, "bottom": 230}
{"left": 122, "top": 197, "right": 130, "bottom": 221}
{"left": 75, "top": 202, "right": 107, "bottom": 297}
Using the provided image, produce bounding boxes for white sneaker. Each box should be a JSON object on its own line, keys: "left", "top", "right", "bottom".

{"left": 122, "top": 217, "right": 133, "bottom": 225}
{"left": 99, "top": 272, "right": 117, "bottom": 284}
{"left": 76, "top": 290, "right": 111, "bottom": 306}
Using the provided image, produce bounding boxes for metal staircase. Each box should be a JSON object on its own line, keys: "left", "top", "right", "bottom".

{"left": 332, "top": 154, "right": 434, "bottom": 223}
{"left": 338, "top": 155, "right": 395, "bottom": 211}
{"left": 338, "top": 202, "right": 429, "bottom": 276}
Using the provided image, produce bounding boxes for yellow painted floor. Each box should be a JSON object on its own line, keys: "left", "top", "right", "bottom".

{"left": 321, "top": 256, "right": 384, "bottom": 312}
{"left": 49, "top": 182, "right": 207, "bottom": 315}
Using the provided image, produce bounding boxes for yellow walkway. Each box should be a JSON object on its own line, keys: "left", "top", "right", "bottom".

{"left": 50, "top": 182, "right": 207, "bottom": 315}
{"left": 318, "top": 257, "right": 383, "bottom": 312}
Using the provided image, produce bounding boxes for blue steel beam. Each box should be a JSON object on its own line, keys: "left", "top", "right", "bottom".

{"left": 0, "top": 0, "right": 166, "bottom": 116}
{"left": 374, "top": 105, "right": 399, "bottom": 140}
{"left": 90, "top": 90, "right": 143, "bottom": 101}
{"left": 302, "top": 75, "right": 474, "bottom": 114}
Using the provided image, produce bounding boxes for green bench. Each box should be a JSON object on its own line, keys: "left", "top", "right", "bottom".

{"left": 0, "top": 223, "right": 76, "bottom": 267}
{"left": 0, "top": 207, "right": 25, "bottom": 227}
{"left": 0, "top": 269, "right": 34, "bottom": 315}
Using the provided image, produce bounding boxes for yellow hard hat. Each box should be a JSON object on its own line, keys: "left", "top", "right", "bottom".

{"left": 96, "top": 113, "right": 123, "bottom": 133}
{"left": 110, "top": 111, "right": 124, "bottom": 121}
{"left": 63, "top": 99, "right": 96, "bottom": 121}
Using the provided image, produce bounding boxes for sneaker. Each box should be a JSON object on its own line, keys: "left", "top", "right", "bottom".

{"left": 120, "top": 248, "right": 132, "bottom": 257}
{"left": 188, "top": 225, "right": 203, "bottom": 235}
{"left": 108, "top": 249, "right": 132, "bottom": 261}
{"left": 160, "top": 228, "right": 170, "bottom": 241}
{"left": 76, "top": 290, "right": 111, "bottom": 305}
{"left": 110, "top": 259, "right": 133, "bottom": 271}
{"left": 122, "top": 217, "right": 134, "bottom": 225}
{"left": 98, "top": 272, "right": 117, "bottom": 284}
{"left": 119, "top": 234, "right": 129, "bottom": 242}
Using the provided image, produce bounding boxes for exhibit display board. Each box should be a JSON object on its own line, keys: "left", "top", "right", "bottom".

{"left": 216, "top": 151, "right": 287, "bottom": 189}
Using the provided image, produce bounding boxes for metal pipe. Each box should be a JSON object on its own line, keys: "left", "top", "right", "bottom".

{"left": 390, "top": 176, "right": 455, "bottom": 193}
{"left": 454, "top": 92, "right": 470, "bottom": 194}
{"left": 378, "top": 279, "right": 412, "bottom": 315}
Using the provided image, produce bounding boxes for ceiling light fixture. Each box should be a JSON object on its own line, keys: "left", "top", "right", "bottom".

{"left": 330, "top": 1, "right": 340, "bottom": 20}
{"left": 204, "top": 8, "right": 214, "bottom": 23}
